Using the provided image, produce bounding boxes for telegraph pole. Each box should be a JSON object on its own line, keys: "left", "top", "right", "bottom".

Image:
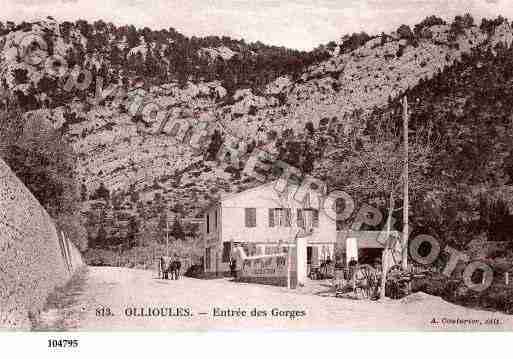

{"left": 402, "top": 96, "right": 409, "bottom": 270}
{"left": 166, "top": 216, "right": 170, "bottom": 257}
{"left": 287, "top": 239, "right": 292, "bottom": 289}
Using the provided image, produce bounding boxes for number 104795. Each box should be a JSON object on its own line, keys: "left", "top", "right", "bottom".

{"left": 48, "top": 339, "right": 79, "bottom": 348}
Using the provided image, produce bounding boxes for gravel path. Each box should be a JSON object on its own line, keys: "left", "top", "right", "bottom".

{"left": 35, "top": 266, "right": 513, "bottom": 331}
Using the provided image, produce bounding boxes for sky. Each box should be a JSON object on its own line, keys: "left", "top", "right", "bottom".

{"left": 0, "top": 0, "right": 510, "bottom": 50}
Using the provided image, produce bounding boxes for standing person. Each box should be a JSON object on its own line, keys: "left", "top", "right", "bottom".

{"left": 373, "top": 258, "right": 382, "bottom": 273}
{"left": 171, "top": 254, "right": 181, "bottom": 280}
{"left": 323, "top": 255, "right": 333, "bottom": 278}
{"left": 347, "top": 256, "right": 357, "bottom": 284}
{"left": 230, "top": 258, "right": 237, "bottom": 278}
{"left": 371, "top": 258, "right": 382, "bottom": 300}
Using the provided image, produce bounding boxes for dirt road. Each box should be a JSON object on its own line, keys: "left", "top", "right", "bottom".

{"left": 34, "top": 266, "right": 513, "bottom": 331}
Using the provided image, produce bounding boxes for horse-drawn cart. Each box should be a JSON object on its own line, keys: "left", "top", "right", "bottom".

{"left": 334, "top": 265, "right": 381, "bottom": 300}
{"left": 333, "top": 262, "right": 432, "bottom": 300}
{"left": 309, "top": 260, "right": 335, "bottom": 280}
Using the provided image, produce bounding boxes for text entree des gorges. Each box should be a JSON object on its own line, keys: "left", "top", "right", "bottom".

{"left": 121, "top": 306, "right": 306, "bottom": 319}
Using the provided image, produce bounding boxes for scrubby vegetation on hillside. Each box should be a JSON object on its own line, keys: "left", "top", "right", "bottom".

{"left": 1, "top": 18, "right": 329, "bottom": 111}
{"left": 0, "top": 108, "right": 87, "bottom": 250}
{"left": 1, "top": 14, "right": 513, "bottom": 266}
{"left": 365, "top": 40, "right": 513, "bottom": 251}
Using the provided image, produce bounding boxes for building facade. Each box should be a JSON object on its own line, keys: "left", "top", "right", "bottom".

{"left": 202, "top": 181, "right": 337, "bottom": 274}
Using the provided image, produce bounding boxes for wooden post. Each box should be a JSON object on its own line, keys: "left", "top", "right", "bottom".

{"left": 166, "top": 216, "right": 169, "bottom": 257}
{"left": 380, "top": 189, "right": 395, "bottom": 299}
{"left": 154, "top": 246, "right": 158, "bottom": 277}
{"left": 402, "top": 96, "right": 409, "bottom": 271}
{"left": 203, "top": 229, "right": 207, "bottom": 273}
{"left": 287, "top": 241, "right": 292, "bottom": 289}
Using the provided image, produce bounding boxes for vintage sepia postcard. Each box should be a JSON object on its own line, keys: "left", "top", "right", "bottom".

{"left": 1, "top": 0, "right": 513, "bottom": 340}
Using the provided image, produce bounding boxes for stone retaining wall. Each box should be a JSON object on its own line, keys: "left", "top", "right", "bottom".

{"left": 0, "top": 158, "right": 83, "bottom": 330}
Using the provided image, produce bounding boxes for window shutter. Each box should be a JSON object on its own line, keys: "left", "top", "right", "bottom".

{"left": 313, "top": 209, "right": 319, "bottom": 228}
{"left": 251, "top": 208, "right": 256, "bottom": 227}
{"left": 277, "top": 208, "right": 283, "bottom": 226}
{"left": 285, "top": 208, "right": 291, "bottom": 227}
{"left": 269, "top": 208, "right": 275, "bottom": 227}
{"left": 297, "top": 209, "right": 304, "bottom": 228}
{"left": 245, "top": 208, "right": 250, "bottom": 227}
{"left": 245, "top": 208, "right": 256, "bottom": 227}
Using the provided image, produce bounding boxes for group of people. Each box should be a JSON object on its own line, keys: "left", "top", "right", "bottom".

{"left": 159, "top": 255, "right": 182, "bottom": 280}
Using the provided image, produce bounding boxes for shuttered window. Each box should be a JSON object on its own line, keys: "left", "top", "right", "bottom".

{"left": 276, "top": 208, "right": 283, "bottom": 226}
{"left": 297, "top": 209, "right": 304, "bottom": 228}
{"left": 245, "top": 208, "right": 257, "bottom": 227}
{"left": 312, "top": 209, "right": 319, "bottom": 228}
{"left": 269, "top": 208, "right": 291, "bottom": 227}
{"left": 284, "top": 208, "right": 291, "bottom": 227}
{"left": 205, "top": 248, "right": 211, "bottom": 270}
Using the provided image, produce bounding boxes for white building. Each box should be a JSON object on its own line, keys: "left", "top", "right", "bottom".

{"left": 202, "top": 181, "right": 337, "bottom": 274}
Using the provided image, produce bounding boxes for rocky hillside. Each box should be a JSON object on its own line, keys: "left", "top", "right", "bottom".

{"left": 365, "top": 41, "right": 513, "bottom": 247}
{"left": 1, "top": 15, "right": 513, "bottom": 250}
{"left": 0, "top": 17, "right": 327, "bottom": 108}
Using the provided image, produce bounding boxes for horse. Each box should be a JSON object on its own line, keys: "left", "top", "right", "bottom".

{"left": 169, "top": 259, "right": 181, "bottom": 280}
{"left": 159, "top": 256, "right": 173, "bottom": 279}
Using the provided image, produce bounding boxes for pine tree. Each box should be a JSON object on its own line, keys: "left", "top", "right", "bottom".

{"left": 127, "top": 217, "right": 139, "bottom": 248}
{"left": 96, "top": 225, "right": 107, "bottom": 248}
{"left": 170, "top": 218, "right": 186, "bottom": 241}
{"left": 206, "top": 129, "right": 224, "bottom": 161}
{"left": 80, "top": 182, "right": 88, "bottom": 201}
{"left": 157, "top": 212, "right": 168, "bottom": 244}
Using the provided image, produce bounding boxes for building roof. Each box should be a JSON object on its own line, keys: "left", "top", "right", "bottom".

{"left": 202, "top": 181, "right": 278, "bottom": 214}
{"left": 201, "top": 181, "right": 278, "bottom": 214}
{"left": 219, "top": 181, "right": 277, "bottom": 202}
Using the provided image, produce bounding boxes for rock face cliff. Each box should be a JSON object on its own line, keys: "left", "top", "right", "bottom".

{"left": 1, "top": 17, "right": 512, "bottom": 249}
{"left": 0, "top": 158, "right": 83, "bottom": 329}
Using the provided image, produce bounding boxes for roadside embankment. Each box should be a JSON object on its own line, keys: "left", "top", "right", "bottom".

{"left": 0, "top": 158, "right": 84, "bottom": 330}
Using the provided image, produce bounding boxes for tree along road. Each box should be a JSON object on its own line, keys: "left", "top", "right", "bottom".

{"left": 34, "top": 266, "right": 513, "bottom": 331}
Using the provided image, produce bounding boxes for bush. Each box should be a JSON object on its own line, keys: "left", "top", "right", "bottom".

{"left": 397, "top": 24, "right": 414, "bottom": 41}
{"left": 420, "top": 28, "right": 433, "bottom": 39}
{"left": 184, "top": 265, "right": 227, "bottom": 279}
{"left": 83, "top": 248, "right": 115, "bottom": 266}
{"left": 480, "top": 16, "right": 507, "bottom": 36}
{"left": 340, "top": 32, "right": 371, "bottom": 53}
{"left": 449, "top": 13, "right": 474, "bottom": 41}
{"left": 2, "top": 112, "right": 87, "bottom": 250}
{"left": 414, "top": 15, "right": 446, "bottom": 37}
{"left": 412, "top": 274, "right": 513, "bottom": 314}
{"left": 461, "top": 13, "right": 475, "bottom": 28}
{"left": 396, "top": 44, "right": 406, "bottom": 58}
{"left": 184, "top": 264, "right": 204, "bottom": 278}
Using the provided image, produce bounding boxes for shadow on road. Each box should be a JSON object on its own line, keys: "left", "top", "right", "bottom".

{"left": 30, "top": 267, "right": 90, "bottom": 331}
